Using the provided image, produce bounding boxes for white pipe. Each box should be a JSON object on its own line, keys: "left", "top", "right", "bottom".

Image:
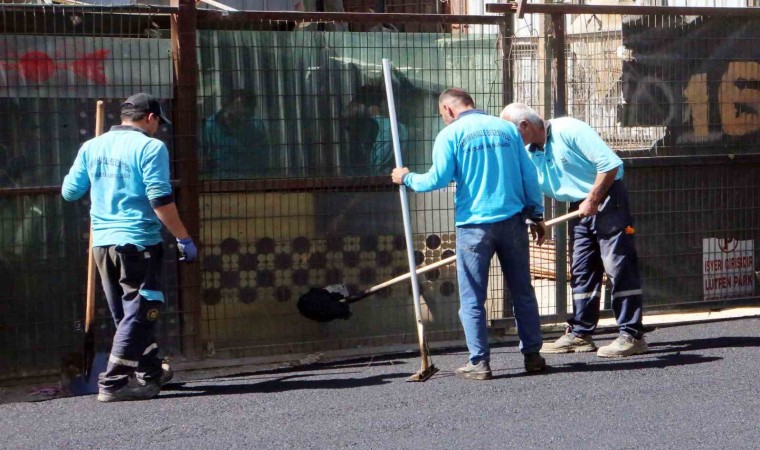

{"left": 381, "top": 58, "right": 429, "bottom": 368}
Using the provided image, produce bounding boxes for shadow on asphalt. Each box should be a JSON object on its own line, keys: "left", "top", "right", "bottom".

{"left": 207, "top": 359, "right": 411, "bottom": 381}
{"left": 160, "top": 336, "right": 753, "bottom": 392}
{"left": 159, "top": 372, "right": 410, "bottom": 398}
{"left": 491, "top": 352, "right": 722, "bottom": 380}
{"left": 645, "top": 336, "right": 760, "bottom": 354}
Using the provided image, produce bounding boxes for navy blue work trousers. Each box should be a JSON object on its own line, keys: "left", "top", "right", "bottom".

{"left": 93, "top": 243, "right": 165, "bottom": 391}
{"left": 567, "top": 180, "right": 644, "bottom": 339}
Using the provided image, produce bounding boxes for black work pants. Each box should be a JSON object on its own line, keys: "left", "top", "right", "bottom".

{"left": 93, "top": 243, "right": 164, "bottom": 391}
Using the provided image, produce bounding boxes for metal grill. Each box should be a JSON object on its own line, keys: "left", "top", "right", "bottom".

{"left": 0, "top": 5, "right": 181, "bottom": 380}
{"left": 194, "top": 12, "right": 506, "bottom": 358}
{"left": 1, "top": 3, "right": 758, "bottom": 381}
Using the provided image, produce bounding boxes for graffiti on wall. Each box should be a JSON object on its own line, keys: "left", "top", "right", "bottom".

{"left": 620, "top": 15, "right": 760, "bottom": 150}
{"left": 0, "top": 36, "right": 173, "bottom": 98}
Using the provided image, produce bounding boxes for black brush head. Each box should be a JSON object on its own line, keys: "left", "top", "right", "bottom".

{"left": 297, "top": 288, "right": 352, "bottom": 322}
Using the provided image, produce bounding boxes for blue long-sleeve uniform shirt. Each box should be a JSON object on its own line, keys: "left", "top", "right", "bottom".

{"left": 61, "top": 125, "right": 173, "bottom": 247}
{"left": 527, "top": 117, "right": 623, "bottom": 202}
{"left": 403, "top": 110, "right": 543, "bottom": 226}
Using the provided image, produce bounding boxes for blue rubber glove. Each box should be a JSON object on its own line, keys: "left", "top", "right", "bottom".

{"left": 177, "top": 237, "right": 197, "bottom": 262}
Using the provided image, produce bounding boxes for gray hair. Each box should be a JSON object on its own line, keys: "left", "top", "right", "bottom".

{"left": 500, "top": 103, "right": 543, "bottom": 127}
{"left": 439, "top": 88, "right": 475, "bottom": 108}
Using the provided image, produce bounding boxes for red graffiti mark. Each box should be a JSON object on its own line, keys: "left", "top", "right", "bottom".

{"left": 0, "top": 49, "right": 109, "bottom": 84}
{"left": 17, "top": 51, "right": 58, "bottom": 82}
{"left": 70, "top": 49, "right": 109, "bottom": 85}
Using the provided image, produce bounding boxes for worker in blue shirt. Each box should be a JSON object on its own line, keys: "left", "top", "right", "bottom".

{"left": 392, "top": 88, "right": 548, "bottom": 380}
{"left": 500, "top": 103, "right": 647, "bottom": 358}
{"left": 201, "top": 90, "right": 271, "bottom": 179}
{"left": 62, "top": 93, "right": 197, "bottom": 402}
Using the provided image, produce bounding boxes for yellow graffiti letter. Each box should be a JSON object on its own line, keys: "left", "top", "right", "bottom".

{"left": 719, "top": 61, "right": 760, "bottom": 136}
{"left": 683, "top": 73, "right": 709, "bottom": 137}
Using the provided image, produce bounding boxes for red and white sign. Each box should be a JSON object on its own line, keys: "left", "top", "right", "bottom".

{"left": 0, "top": 36, "right": 172, "bottom": 98}
{"left": 703, "top": 238, "right": 755, "bottom": 300}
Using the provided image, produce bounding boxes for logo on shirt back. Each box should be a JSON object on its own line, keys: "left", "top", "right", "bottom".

{"left": 92, "top": 157, "right": 131, "bottom": 179}
{"left": 460, "top": 129, "right": 513, "bottom": 153}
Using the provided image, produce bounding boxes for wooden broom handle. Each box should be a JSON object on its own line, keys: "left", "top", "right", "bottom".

{"left": 85, "top": 101, "right": 105, "bottom": 332}
{"left": 358, "top": 209, "right": 582, "bottom": 297}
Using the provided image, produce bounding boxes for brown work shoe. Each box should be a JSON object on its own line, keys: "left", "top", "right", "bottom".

{"left": 540, "top": 332, "right": 597, "bottom": 354}
{"left": 597, "top": 334, "right": 648, "bottom": 358}
{"left": 524, "top": 352, "right": 547, "bottom": 373}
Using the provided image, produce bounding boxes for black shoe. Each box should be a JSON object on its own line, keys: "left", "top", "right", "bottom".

{"left": 158, "top": 362, "right": 174, "bottom": 386}
{"left": 524, "top": 352, "right": 547, "bottom": 373}
{"left": 137, "top": 362, "right": 174, "bottom": 387}
{"left": 454, "top": 360, "right": 492, "bottom": 380}
{"left": 97, "top": 378, "right": 160, "bottom": 403}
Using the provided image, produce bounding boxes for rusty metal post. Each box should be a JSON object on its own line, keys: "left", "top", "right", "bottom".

{"left": 500, "top": 14, "right": 514, "bottom": 109}
{"left": 550, "top": 12, "right": 568, "bottom": 318}
{"left": 499, "top": 13, "right": 517, "bottom": 321}
{"left": 550, "top": 13, "right": 566, "bottom": 118}
{"left": 170, "top": 0, "right": 201, "bottom": 358}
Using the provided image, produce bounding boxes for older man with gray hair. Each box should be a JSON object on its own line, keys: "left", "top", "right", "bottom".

{"left": 500, "top": 103, "right": 647, "bottom": 358}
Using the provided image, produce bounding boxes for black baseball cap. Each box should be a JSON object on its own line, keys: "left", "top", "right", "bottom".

{"left": 121, "top": 93, "right": 171, "bottom": 125}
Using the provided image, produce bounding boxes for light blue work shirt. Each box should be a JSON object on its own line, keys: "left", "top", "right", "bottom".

{"left": 526, "top": 117, "right": 623, "bottom": 202}
{"left": 61, "top": 125, "right": 173, "bottom": 247}
{"left": 404, "top": 110, "right": 543, "bottom": 226}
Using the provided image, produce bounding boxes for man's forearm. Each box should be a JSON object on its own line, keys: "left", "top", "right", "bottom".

{"left": 154, "top": 202, "right": 191, "bottom": 240}
{"left": 587, "top": 166, "right": 618, "bottom": 206}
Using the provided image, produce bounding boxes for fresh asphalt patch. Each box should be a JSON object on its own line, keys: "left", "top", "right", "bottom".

{"left": 1, "top": 318, "right": 758, "bottom": 449}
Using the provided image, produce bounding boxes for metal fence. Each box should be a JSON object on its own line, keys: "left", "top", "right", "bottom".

{"left": 193, "top": 11, "right": 507, "bottom": 360}
{"left": 1, "top": 3, "right": 758, "bottom": 381}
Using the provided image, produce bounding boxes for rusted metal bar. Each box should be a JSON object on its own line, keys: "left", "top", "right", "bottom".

{"left": 0, "top": 186, "right": 62, "bottom": 197}
{"left": 499, "top": 19, "right": 514, "bottom": 109}
{"left": 0, "top": 7, "right": 172, "bottom": 35}
{"left": 197, "top": 11, "right": 505, "bottom": 28}
{"left": 0, "top": 4, "right": 177, "bottom": 13}
{"left": 549, "top": 12, "right": 568, "bottom": 319}
{"left": 170, "top": 0, "right": 202, "bottom": 359}
{"left": 202, "top": 176, "right": 396, "bottom": 194}
{"left": 515, "top": 0, "right": 528, "bottom": 19}
{"left": 550, "top": 13, "right": 566, "bottom": 118}
{"left": 486, "top": 3, "right": 760, "bottom": 17}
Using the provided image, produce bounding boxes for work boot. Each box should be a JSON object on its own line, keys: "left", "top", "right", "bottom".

{"left": 540, "top": 332, "right": 597, "bottom": 354}
{"left": 524, "top": 352, "right": 547, "bottom": 373}
{"left": 137, "top": 362, "right": 173, "bottom": 386}
{"left": 158, "top": 362, "right": 174, "bottom": 386}
{"left": 97, "top": 377, "right": 160, "bottom": 403}
{"left": 454, "top": 360, "right": 492, "bottom": 380}
{"left": 597, "top": 334, "right": 648, "bottom": 358}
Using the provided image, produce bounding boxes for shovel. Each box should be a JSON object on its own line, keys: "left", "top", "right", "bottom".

{"left": 62, "top": 100, "right": 108, "bottom": 396}
{"left": 297, "top": 209, "right": 581, "bottom": 323}
{"left": 297, "top": 254, "right": 458, "bottom": 322}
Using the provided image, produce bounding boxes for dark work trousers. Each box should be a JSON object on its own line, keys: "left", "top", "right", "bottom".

{"left": 567, "top": 180, "right": 644, "bottom": 339}
{"left": 93, "top": 243, "right": 165, "bottom": 391}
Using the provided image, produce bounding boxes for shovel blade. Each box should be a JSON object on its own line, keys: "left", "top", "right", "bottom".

{"left": 62, "top": 351, "right": 109, "bottom": 396}
{"left": 297, "top": 287, "right": 352, "bottom": 322}
{"left": 406, "top": 364, "right": 439, "bottom": 382}
{"left": 83, "top": 330, "right": 95, "bottom": 379}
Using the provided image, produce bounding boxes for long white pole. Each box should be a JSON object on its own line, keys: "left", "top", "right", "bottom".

{"left": 381, "top": 59, "right": 430, "bottom": 372}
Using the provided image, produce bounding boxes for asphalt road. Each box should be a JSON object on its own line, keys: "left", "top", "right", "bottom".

{"left": 1, "top": 318, "right": 758, "bottom": 450}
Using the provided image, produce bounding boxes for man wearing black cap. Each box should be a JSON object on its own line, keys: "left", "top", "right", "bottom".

{"left": 62, "top": 93, "right": 197, "bottom": 402}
